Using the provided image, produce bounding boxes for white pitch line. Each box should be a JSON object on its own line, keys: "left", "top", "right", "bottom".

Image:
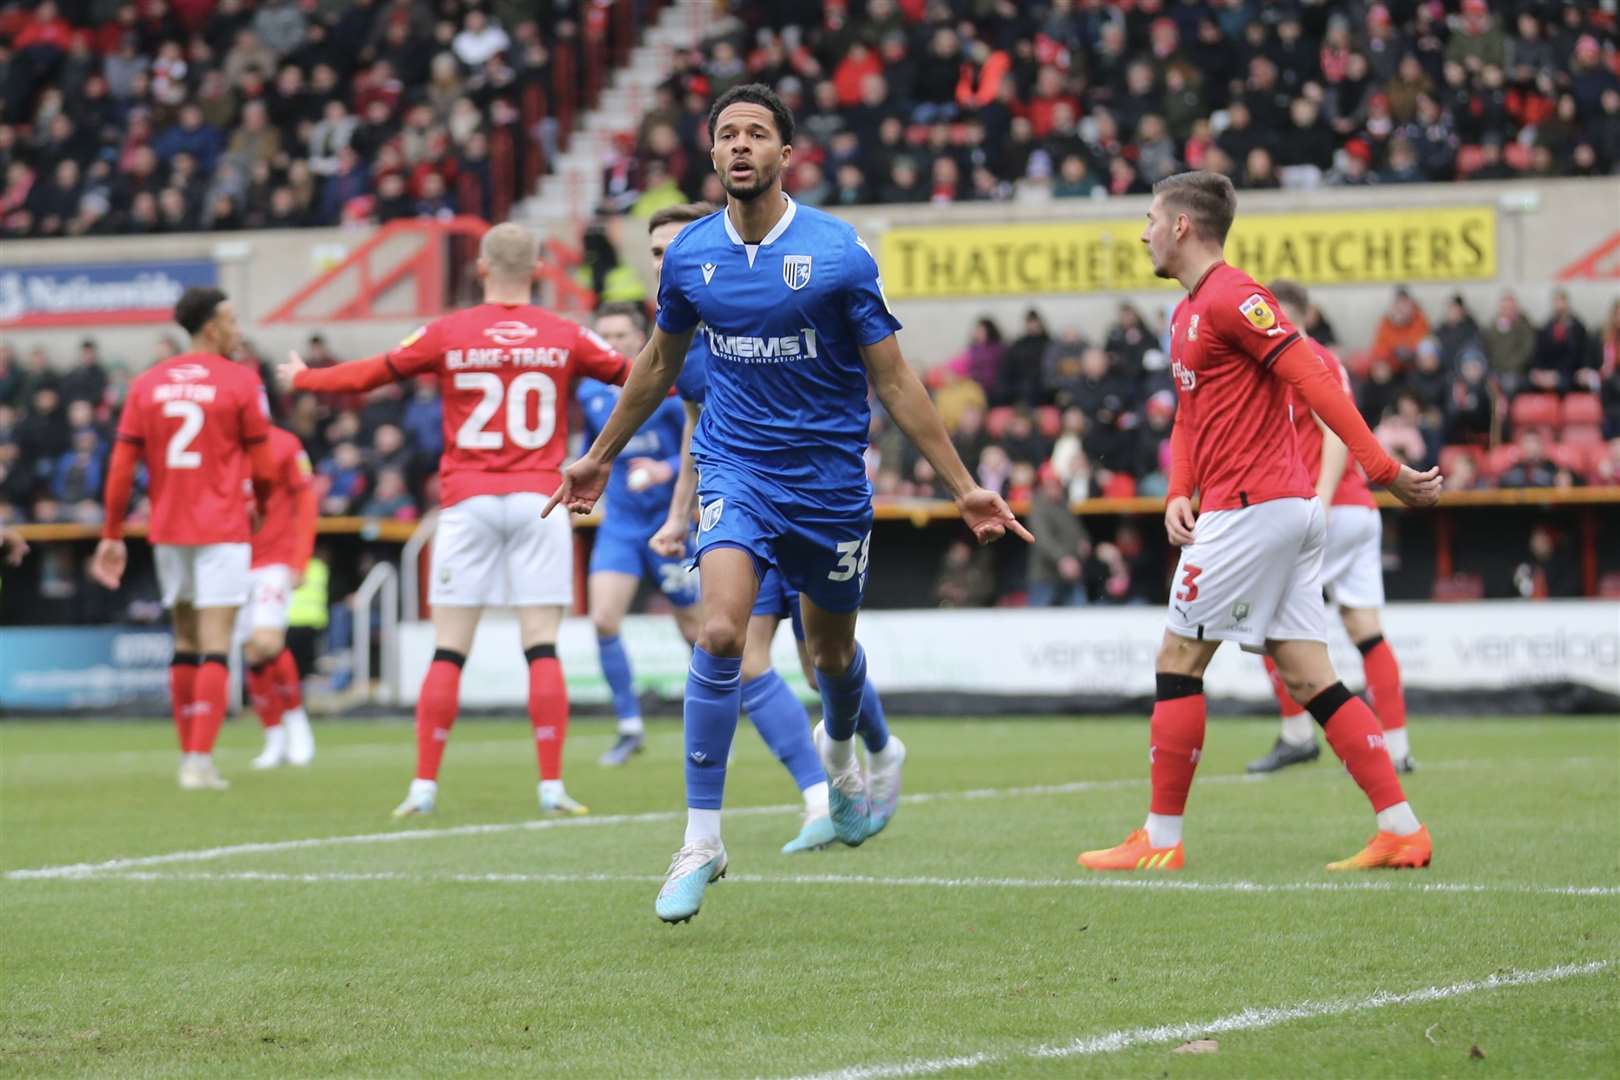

{"left": 73, "top": 868, "right": 1620, "bottom": 898}
{"left": 771, "top": 960, "right": 1615, "bottom": 1080}
{"left": 3, "top": 755, "right": 1605, "bottom": 882}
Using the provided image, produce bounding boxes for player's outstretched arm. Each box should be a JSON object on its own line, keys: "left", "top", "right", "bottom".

{"left": 1271, "top": 339, "right": 1441, "bottom": 507}
{"left": 277, "top": 350, "right": 397, "bottom": 395}
{"left": 650, "top": 399, "right": 701, "bottom": 557}
{"left": 860, "top": 334, "right": 1033, "bottom": 545}
{"left": 546, "top": 326, "right": 694, "bottom": 517}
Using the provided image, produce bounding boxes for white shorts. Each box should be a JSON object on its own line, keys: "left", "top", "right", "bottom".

{"left": 237, "top": 564, "right": 294, "bottom": 633}
{"left": 1166, "top": 497, "right": 1328, "bottom": 653}
{"left": 154, "top": 542, "right": 251, "bottom": 609}
{"left": 1321, "top": 504, "right": 1385, "bottom": 610}
{"left": 431, "top": 492, "right": 573, "bottom": 608}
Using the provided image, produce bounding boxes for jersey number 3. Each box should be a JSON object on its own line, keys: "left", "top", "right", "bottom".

{"left": 163, "top": 399, "right": 205, "bottom": 469}
{"left": 1175, "top": 564, "right": 1203, "bottom": 603}
{"left": 454, "top": 371, "right": 557, "bottom": 450}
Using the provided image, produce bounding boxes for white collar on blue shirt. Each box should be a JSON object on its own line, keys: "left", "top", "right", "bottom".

{"left": 722, "top": 194, "right": 797, "bottom": 268}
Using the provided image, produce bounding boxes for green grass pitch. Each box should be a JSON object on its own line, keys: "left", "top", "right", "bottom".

{"left": 2, "top": 715, "right": 1616, "bottom": 1078}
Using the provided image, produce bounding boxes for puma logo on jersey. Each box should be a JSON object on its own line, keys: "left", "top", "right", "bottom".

{"left": 701, "top": 263, "right": 717, "bottom": 285}
{"left": 483, "top": 320, "right": 538, "bottom": 346}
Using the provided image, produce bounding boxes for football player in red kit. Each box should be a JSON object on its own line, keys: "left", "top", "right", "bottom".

{"left": 94, "top": 287, "right": 277, "bottom": 791}
{"left": 1078, "top": 172, "right": 1442, "bottom": 873}
{"left": 278, "top": 223, "right": 630, "bottom": 817}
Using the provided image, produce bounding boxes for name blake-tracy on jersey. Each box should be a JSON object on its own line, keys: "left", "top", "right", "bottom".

{"left": 396, "top": 318, "right": 615, "bottom": 371}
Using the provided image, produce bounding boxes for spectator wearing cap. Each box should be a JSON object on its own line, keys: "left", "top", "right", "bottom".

{"left": 1027, "top": 464, "right": 1092, "bottom": 608}
{"left": 1483, "top": 291, "right": 1536, "bottom": 393}
{"left": 1371, "top": 287, "right": 1430, "bottom": 370}
{"left": 1528, "top": 289, "right": 1589, "bottom": 393}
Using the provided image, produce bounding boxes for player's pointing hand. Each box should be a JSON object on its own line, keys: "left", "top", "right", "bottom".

{"left": 276, "top": 350, "right": 307, "bottom": 392}
{"left": 956, "top": 487, "right": 1034, "bottom": 545}
{"left": 543, "top": 454, "right": 612, "bottom": 518}
{"left": 1387, "top": 464, "right": 1443, "bottom": 508}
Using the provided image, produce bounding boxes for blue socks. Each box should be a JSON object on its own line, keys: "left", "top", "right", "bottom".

{"left": 684, "top": 646, "right": 741, "bottom": 810}
{"left": 742, "top": 670, "right": 825, "bottom": 792}
{"left": 596, "top": 635, "right": 639, "bottom": 723}
{"left": 817, "top": 643, "right": 868, "bottom": 743}
{"left": 858, "top": 677, "right": 890, "bottom": 754}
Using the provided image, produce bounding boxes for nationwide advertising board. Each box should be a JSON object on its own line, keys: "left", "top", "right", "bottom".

{"left": 0, "top": 260, "right": 218, "bottom": 328}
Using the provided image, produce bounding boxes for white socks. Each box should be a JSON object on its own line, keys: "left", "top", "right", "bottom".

{"left": 1376, "top": 800, "right": 1421, "bottom": 836}
{"left": 684, "top": 808, "right": 722, "bottom": 846}
{"left": 618, "top": 715, "right": 645, "bottom": 737}
{"left": 869, "top": 738, "right": 904, "bottom": 771}
{"left": 1383, "top": 726, "right": 1411, "bottom": 761}
{"left": 1145, "top": 812, "right": 1183, "bottom": 847}
{"left": 408, "top": 777, "right": 437, "bottom": 799}
{"left": 822, "top": 733, "right": 857, "bottom": 771}
{"left": 802, "top": 781, "right": 830, "bottom": 818}
{"left": 1280, "top": 712, "right": 1315, "bottom": 747}
{"left": 539, "top": 779, "right": 567, "bottom": 802}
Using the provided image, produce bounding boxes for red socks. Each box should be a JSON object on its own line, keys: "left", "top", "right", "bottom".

{"left": 1307, "top": 682, "right": 1407, "bottom": 812}
{"left": 169, "top": 653, "right": 199, "bottom": 752}
{"left": 247, "top": 661, "right": 284, "bottom": 730}
{"left": 527, "top": 644, "right": 568, "bottom": 782}
{"left": 415, "top": 650, "right": 464, "bottom": 781}
{"left": 190, "top": 654, "right": 229, "bottom": 755}
{"left": 1149, "top": 674, "right": 1206, "bottom": 816}
{"left": 1263, "top": 655, "right": 1305, "bottom": 716}
{"left": 1357, "top": 635, "right": 1406, "bottom": 732}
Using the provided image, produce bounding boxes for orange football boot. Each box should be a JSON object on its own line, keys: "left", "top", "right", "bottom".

{"left": 1326, "top": 825, "right": 1432, "bottom": 871}
{"left": 1077, "top": 828, "right": 1184, "bottom": 871}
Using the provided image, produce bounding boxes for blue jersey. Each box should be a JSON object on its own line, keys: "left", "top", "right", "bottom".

{"left": 656, "top": 197, "right": 901, "bottom": 510}
{"left": 577, "top": 380, "right": 687, "bottom": 532}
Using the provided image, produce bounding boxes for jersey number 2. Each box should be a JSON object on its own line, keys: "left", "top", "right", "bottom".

{"left": 162, "top": 400, "right": 204, "bottom": 469}
{"left": 454, "top": 371, "right": 557, "bottom": 450}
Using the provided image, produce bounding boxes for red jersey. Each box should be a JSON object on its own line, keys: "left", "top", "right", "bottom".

{"left": 382, "top": 303, "right": 629, "bottom": 506}
{"left": 1290, "top": 340, "right": 1377, "bottom": 510}
{"left": 250, "top": 427, "right": 316, "bottom": 569}
{"left": 114, "top": 353, "right": 270, "bottom": 545}
{"left": 1167, "top": 263, "right": 1314, "bottom": 512}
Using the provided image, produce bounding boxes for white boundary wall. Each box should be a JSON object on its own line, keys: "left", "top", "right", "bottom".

{"left": 398, "top": 599, "right": 1620, "bottom": 708}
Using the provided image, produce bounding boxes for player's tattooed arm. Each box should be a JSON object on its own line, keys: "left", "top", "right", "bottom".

{"left": 860, "top": 334, "right": 1033, "bottom": 545}
{"left": 547, "top": 326, "right": 694, "bottom": 517}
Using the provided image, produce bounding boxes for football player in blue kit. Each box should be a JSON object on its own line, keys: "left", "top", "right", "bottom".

{"left": 547, "top": 85, "right": 1030, "bottom": 922}
{"left": 579, "top": 301, "right": 698, "bottom": 763}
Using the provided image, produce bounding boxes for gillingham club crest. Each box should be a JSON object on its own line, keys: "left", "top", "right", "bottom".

{"left": 782, "top": 255, "right": 813, "bottom": 291}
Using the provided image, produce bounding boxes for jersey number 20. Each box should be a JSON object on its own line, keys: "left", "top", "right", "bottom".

{"left": 454, "top": 371, "right": 557, "bottom": 450}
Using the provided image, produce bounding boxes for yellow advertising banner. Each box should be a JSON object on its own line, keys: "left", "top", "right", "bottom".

{"left": 877, "top": 206, "right": 1497, "bottom": 298}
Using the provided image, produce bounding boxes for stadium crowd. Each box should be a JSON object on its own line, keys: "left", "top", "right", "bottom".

{"left": 2, "top": 1, "right": 1619, "bottom": 240}
{"left": 601, "top": 0, "right": 1620, "bottom": 218}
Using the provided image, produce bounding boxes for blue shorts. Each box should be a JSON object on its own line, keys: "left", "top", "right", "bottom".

{"left": 753, "top": 568, "right": 806, "bottom": 641}
{"left": 589, "top": 525, "right": 700, "bottom": 608}
{"left": 695, "top": 466, "right": 872, "bottom": 615}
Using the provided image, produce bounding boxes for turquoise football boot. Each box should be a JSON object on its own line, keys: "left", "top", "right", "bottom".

{"left": 654, "top": 841, "right": 727, "bottom": 923}
{"left": 781, "top": 813, "right": 836, "bottom": 854}
{"left": 813, "top": 722, "right": 870, "bottom": 846}
{"left": 865, "top": 735, "right": 908, "bottom": 838}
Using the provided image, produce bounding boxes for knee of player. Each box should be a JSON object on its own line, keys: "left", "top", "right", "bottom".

{"left": 1154, "top": 632, "right": 1209, "bottom": 675}
{"left": 698, "top": 616, "right": 747, "bottom": 658}
{"left": 1275, "top": 663, "right": 1331, "bottom": 705}
{"left": 808, "top": 638, "right": 857, "bottom": 676}
{"left": 592, "top": 612, "right": 623, "bottom": 639}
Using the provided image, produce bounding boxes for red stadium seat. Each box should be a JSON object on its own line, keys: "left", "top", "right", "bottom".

{"left": 1509, "top": 393, "right": 1560, "bottom": 430}
{"left": 1484, "top": 443, "right": 1521, "bottom": 479}
{"left": 984, "top": 406, "right": 1015, "bottom": 439}
{"left": 1102, "top": 473, "right": 1137, "bottom": 498}
{"left": 1562, "top": 393, "right": 1603, "bottom": 426}
{"left": 1548, "top": 442, "right": 1588, "bottom": 473}
{"left": 1431, "top": 573, "right": 1485, "bottom": 602}
{"left": 1035, "top": 406, "right": 1062, "bottom": 439}
{"left": 1561, "top": 424, "right": 1605, "bottom": 448}
{"left": 1599, "top": 573, "right": 1620, "bottom": 599}
{"left": 1503, "top": 142, "right": 1534, "bottom": 170}
{"left": 1455, "top": 144, "right": 1486, "bottom": 176}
